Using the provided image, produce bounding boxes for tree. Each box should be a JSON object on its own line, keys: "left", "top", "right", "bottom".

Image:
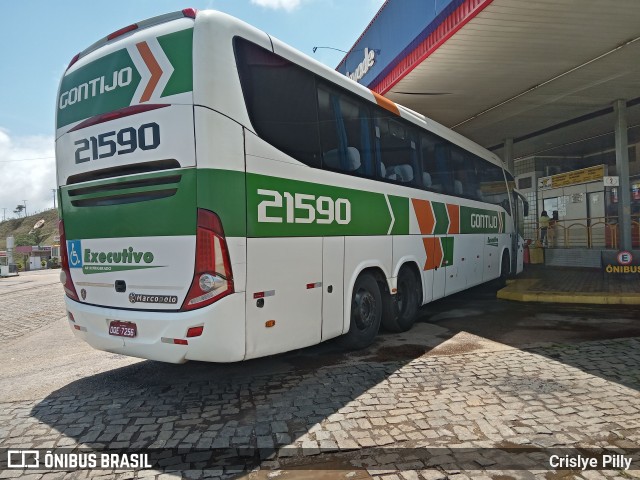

{"left": 15, "top": 230, "right": 49, "bottom": 247}
{"left": 30, "top": 228, "right": 48, "bottom": 247}
{"left": 14, "top": 204, "right": 25, "bottom": 217}
{"left": 14, "top": 234, "right": 33, "bottom": 247}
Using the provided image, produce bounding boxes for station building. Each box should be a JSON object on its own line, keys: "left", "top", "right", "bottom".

{"left": 336, "top": 0, "right": 640, "bottom": 267}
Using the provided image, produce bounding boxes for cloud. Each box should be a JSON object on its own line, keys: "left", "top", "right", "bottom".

{"left": 250, "top": 0, "right": 303, "bottom": 12}
{"left": 0, "top": 128, "right": 56, "bottom": 220}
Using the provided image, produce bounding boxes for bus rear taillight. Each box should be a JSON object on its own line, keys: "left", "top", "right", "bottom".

{"left": 182, "top": 8, "right": 198, "bottom": 18}
{"left": 67, "top": 53, "right": 80, "bottom": 71}
{"left": 58, "top": 220, "right": 79, "bottom": 301}
{"left": 181, "top": 209, "right": 234, "bottom": 311}
{"left": 107, "top": 23, "right": 139, "bottom": 41}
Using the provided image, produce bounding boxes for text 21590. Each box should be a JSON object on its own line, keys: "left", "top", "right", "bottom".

{"left": 74, "top": 123, "right": 160, "bottom": 164}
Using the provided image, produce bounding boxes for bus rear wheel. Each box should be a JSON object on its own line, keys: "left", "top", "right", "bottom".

{"left": 382, "top": 266, "right": 420, "bottom": 332}
{"left": 338, "top": 273, "right": 382, "bottom": 350}
{"left": 496, "top": 250, "right": 510, "bottom": 288}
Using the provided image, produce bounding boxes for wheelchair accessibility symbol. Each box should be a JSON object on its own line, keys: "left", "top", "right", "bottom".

{"left": 67, "top": 240, "right": 83, "bottom": 268}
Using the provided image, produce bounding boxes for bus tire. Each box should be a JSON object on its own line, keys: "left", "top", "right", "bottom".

{"left": 501, "top": 250, "right": 510, "bottom": 276}
{"left": 338, "top": 273, "right": 382, "bottom": 350}
{"left": 497, "top": 250, "right": 510, "bottom": 287}
{"left": 382, "top": 266, "right": 420, "bottom": 332}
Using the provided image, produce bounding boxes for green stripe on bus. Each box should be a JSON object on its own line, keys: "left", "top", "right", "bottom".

{"left": 61, "top": 167, "right": 508, "bottom": 240}
{"left": 246, "top": 173, "right": 400, "bottom": 237}
{"left": 388, "top": 195, "right": 409, "bottom": 235}
{"left": 61, "top": 169, "right": 197, "bottom": 239}
{"left": 158, "top": 28, "right": 194, "bottom": 98}
{"left": 202, "top": 170, "right": 412, "bottom": 237}
{"left": 197, "top": 169, "right": 247, "bottom": 237}
{"left": 460, "top": 206, "right": 504, "bottom": 234}
{"left": 441, "top": 236, "right": 454, "bottom": 267}
{"left": 432, "top": 202, "right": 449, "bottom": 235}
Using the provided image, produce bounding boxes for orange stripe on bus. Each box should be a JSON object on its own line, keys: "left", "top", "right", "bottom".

{"left": 446, "top": 204, "right": 460, "bottom": 234}
{"left": 371, "top": 91, "right": 400, "bottom": 116}
{"left": 422, "top": 237, "right": 443, "bottom": 271}
{"left": 412, "top": 198, "right": 435, "bottom": 235}
{"left": 136, "top": 41, "right": 163, "bottom": 103}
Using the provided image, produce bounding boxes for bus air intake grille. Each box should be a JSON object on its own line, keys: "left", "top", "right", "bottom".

{"left": 66, "top": 159, "right": 180, "bottom": 185}
{"left": 70, "top": 189, "right": 177, "bottom": 207}
{"left": 68, "top": 175, "right": 182, "bottom": 197}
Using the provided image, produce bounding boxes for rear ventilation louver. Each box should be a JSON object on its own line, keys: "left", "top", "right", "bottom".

{"left": 68, "top": 175, "right": 181, "bottom": 207}
{"left": 66, "top": 159, "right": 180, "bottom": 185}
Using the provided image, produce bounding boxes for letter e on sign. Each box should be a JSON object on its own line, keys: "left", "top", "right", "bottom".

{"left": 617, "top": 251, "right": 633, "bottom": 265}
{"left": 603, "top": 176, "right": 619, "bottom": 187}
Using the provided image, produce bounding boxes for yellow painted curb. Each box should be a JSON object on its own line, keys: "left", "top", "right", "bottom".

{"left": 497, "top": 286, "right": 640, "bottom": 305}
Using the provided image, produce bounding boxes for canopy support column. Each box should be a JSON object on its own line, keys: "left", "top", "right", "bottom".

{"left": 504, "top": 138, "right": 514, "bottom": 175}
{"left": 614, "top": 99, "right": 632, "bottom": 251}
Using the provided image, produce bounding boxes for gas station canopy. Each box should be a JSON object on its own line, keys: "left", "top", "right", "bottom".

{"left": 338, "top": 0, "right": 640, "bottom": 161}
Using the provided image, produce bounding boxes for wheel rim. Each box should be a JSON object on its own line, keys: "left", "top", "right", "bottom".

{"left": 353, "top": 287, "right": 376, "bottom": 330}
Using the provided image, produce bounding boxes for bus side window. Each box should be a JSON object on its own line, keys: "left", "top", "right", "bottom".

{"left": 476, "top": 156, "right": 510, "bottom": 214}
{"left": 374, "top": 113, "right": 419, "bottom": 187}
{"left": 234, "top": 38, "right": 322, "bottom": 168}
{"left": 434, "top": 142, "right": 454, "bottom": 194}
{"left": 317, "top": 85, "right": 374, "bottom": 177}
{"left": 466, "top": 153, "right": 483, "bottom": 200}
{"left": 419, "top": 132, "right": 439, "bottom": 191}
{"left": 450, "top": 146, "right": 481, "bottom": 200}
{"left": 450, "top": 148, "right": 464, "bottom": 196}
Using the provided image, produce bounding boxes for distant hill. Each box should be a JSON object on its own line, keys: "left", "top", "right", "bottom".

{"left": 0, "top": 209, "right": 59, "bottom": 250}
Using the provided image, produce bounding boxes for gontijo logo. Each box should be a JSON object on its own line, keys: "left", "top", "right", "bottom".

{"left": 56, "top": 28, "right": 193, "bottom": 129}
{"left": 470, "top": 213, "right": 498, "bottom": 230}
{"left": 59, "top": 67, "right": 133, "bottom": 110}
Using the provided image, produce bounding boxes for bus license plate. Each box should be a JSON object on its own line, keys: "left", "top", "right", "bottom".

{"left": 109, "top": 321, "right": 137, "bottom": 338}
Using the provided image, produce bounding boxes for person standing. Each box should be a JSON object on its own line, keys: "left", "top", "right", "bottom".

{"left": 539, "top": 211, "right": 550, "bottom": 246}
{"left": 548, "top": 210, "right": 559, "bottom": 247}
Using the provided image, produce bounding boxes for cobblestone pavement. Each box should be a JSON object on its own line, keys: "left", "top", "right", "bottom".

{"left": 1, "top": 333, "right": 639, "bottom": 479}
{"left": 1, "top": 275, "right": 639, "bottom": 478}
{"left": 0, "top": 272, "right": 65, "bottom": 342}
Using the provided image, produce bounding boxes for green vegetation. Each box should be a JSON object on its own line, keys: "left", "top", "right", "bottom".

{"left": 0, "top": 209, "right": 59, "bottom": 250}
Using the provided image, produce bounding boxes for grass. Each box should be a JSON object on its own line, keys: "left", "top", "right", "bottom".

{"left": 0, "top": 209, "right": 59, "bottom": 250}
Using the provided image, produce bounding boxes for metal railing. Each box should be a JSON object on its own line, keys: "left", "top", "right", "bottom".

{"left": 533, "top": 216, "right": 640, "bottom": 249}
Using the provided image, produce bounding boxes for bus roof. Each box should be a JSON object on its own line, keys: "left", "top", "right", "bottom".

{"left": 67, "top": 9, "right": 196, "bottom": 72}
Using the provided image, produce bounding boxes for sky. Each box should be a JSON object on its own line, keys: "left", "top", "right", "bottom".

{"left": 0, "top": 0, "right": 384, "bottom": 220}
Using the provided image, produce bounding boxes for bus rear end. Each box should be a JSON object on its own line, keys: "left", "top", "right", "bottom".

{"left": 56, "top": 10, "right": 245, "bottom": 363}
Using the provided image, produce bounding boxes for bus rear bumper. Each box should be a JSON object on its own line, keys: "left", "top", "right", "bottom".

{"left": 64, "top": 293, "right": 246, "bottom": 364}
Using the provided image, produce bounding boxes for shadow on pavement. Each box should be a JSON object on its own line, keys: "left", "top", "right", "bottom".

{"left": 423, "top": 283, "right": 640, "bottom": 392}
{"left": 28, "top": 281, "right": 640, "bottom": 472}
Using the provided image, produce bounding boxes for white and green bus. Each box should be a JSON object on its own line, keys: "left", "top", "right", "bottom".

{"left": 56, "top": 9, "right": 527, "bottom": 364}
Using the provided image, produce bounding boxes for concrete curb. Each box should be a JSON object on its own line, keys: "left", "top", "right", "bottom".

{"left": 497, "top": 280, "right": 640, "bottom": 305}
